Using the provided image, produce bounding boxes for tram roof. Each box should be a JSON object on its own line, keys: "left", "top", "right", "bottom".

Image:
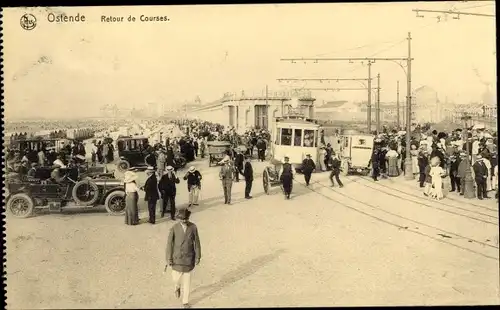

{"left": 276, "top": 118, "right": 320, "bottom": 127}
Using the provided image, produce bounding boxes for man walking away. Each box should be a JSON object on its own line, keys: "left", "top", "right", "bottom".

{"left": 329, "top": 154, "right": 344, "bottom": 188}
{"left": 219, "top": 157, "right": 235, "bottom": 204}
{"left": 256, "top": 136, "right": 267, "bottom": 162}
{"left": 279, "top": 156, "right": 295, "bottom": 199}
{"left": 142, "top": 167, "right": 159, "bottom": 224}
{"left": 183, "top": 166, "right": 202, "bottom": 207}
{"left": 473, "top": 154, "right": 489, "bottom": 200}
{"left": 165, "top": 209, "right": 201, "bottom": 309}
{"left": 301, "top": 154, "right": 316, "bottom": 186}
{"left": 243, "top": 156, "right": 253, "bottom": 199}
{"left": 158, "top": 166, "right": 180, "bottom": 220}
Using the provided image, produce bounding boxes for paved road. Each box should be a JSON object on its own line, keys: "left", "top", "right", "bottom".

{"left": 5, "top": 157, "right": 500, "bottom": 308}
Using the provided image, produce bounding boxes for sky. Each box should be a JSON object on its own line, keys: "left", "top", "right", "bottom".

{"left": 3, "top": 2, "right": 497, "bottom": 119}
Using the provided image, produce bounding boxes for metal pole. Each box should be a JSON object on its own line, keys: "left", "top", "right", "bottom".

{"left": 461, "top": 114, "right": 475, "bottom": 198}
{"left": 376, "top": 73, "right": 381, "bottom": 134}
{"left": 396, "top": 80, "right": 400, "bottom": 129}
{"left": 404, "top": 32, "right": 414, "bottom": 180}
{"left": 265, "top": 85, "right": 269, "bottom": 129}
{"left": 367, "top": 62, "right": 372, "bottom": 133}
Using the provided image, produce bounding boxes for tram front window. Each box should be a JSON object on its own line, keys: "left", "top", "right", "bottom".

{"left": 294, "top": 129, "right": 302, "bottom": 146}
{"left": 304, "top": 130, "right": 315, "bottom": 147}
{"left": 280, "top": 128, "right": 292, "bottom": 146}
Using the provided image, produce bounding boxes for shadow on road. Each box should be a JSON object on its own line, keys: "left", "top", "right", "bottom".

{"left": 189, "top": 248, "right": 287, "bottom": 305}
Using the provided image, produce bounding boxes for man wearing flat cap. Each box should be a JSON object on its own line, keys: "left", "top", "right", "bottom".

{"left": 301, "top": 154, "right": 316, "bottom": 186}
{"left": 279, "top": 156, "right": 295, "bottom": 199}
{"left": 165, "top": 208, "right": 201, "bottom": 309}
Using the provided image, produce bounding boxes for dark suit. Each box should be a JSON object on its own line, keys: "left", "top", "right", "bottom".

{"left": 329, "top": 158, "right": 343, "bottom": 187}
{"left": 243, "top": 161, "right": 253, "bottom": 198}
{"left": 158, "top": 172, "right": 180, "bottom": 219}
{"left": 166, "top": 222, "right": 201, "bottom": 272}
{"left": 473, "top": 160, "right": 489, "bottom": 199}
{"left": 302, "top": 158, "right": 316, "bottom": 186}
{"left": 234, "top": 153, "right": 244, "bottom": 181}
{"left": 144, "top": 174, "right": 159, "bottom": 223}
{"left": 449, "top": 158, "right": 461, "bottom": 192}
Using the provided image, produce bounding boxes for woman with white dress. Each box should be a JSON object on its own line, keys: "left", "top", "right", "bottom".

{"left": 124, "top": 171, "right": 140, "bottom": 225}
{"left": 319, "top": 147, "right": 327, "bottom": 171}
{"left": 483, "top": 156, "right": 493, "bottom": 192}
{"left": 429, "top": 157, "right": 445, "bottom": 200}
{"left": 410, "top": 144, "right": 419, "bottom": 176}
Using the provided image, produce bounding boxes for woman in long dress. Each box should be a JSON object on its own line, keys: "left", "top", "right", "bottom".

{"left": 386, "top": 147, "right": 400, "bottom": 177}
{"left": 482, "top": 155, "right": 493, "bottom": 192}
{"left": 429, "top": 157, "right": 445, "bottom": 200}
{"left": 319, "top": 147, "right": 327, "bottom": 171}
{"left": 410, "top": 144, "right": 419, "bottom": 176}
{"left": 124, "top": 171, "right": 140, "bottom": 225}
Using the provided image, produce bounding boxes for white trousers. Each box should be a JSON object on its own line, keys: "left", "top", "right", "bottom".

{"left": 172, "top": 270, "right": 191, "bottom": 304}
{"left": 189, "top": 187, "right": 200, "bottom": 204}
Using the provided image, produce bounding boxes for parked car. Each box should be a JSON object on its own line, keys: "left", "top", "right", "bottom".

{"left": 116, "top": 136, "right": 186, "bottom": 172}
{"left": 4, "top": 167, "right": 126, "bottom": 218}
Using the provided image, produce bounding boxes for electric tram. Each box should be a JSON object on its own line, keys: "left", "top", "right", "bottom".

{"left": 262, "top": 111, "right": 322, "bottom": 194}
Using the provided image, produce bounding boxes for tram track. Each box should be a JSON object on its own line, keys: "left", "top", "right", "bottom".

{"left": 369, "top": 175, "right": 498, "bottom": 213}
{"left": 347, "top": 176, "right": 498, "bottom": 225}
{"left": 293, "top": 178, "right": 499, "bottom": 261}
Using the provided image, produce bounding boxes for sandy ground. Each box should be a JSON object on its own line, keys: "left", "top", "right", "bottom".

{"left": 5, "top": 156, "right": 500, "bottom": 309}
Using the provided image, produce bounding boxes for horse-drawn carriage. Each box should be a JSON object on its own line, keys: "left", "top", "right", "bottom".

{"left": 262, "top": 116, "right": 322, "bottom": 194}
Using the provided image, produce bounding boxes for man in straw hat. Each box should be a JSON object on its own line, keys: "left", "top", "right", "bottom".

{"left": 141, "top": 166, "right": 160, "bottom": 224}
{"left": 159, "top": 165, "right": 180, "bottom": 220}
{"left": 219, "top": 156, "right": 235, "bottom": 204}
{"left": 165, "top": 208, "right": 201, "bottom": 309}
{"left": 183, "top": 166, "right": 202, "bottom": 207}
{"left": 278, "top": 156, "right": 295, "bottom": 199}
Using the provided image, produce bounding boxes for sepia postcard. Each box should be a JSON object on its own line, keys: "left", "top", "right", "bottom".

{"left": 2, "top": 2, "right": 499, "bottom": 309}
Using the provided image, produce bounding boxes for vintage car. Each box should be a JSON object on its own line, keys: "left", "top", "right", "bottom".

{"left": 115, "top": 136, "right": 186, "bottom": 172}
{"left": 339, "top": 134, "right": 374, "bottom": 176}
{"left": 206, "top": 141, "right": 232, "bottom": 167}
{"left": 4, "top": 168, "right": 126, "bottom": 218}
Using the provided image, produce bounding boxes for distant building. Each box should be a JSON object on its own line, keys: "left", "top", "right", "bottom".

{"left": 189, "top": 89, "right": 316, "bottom": 133}
{"left": 412, "top": 85, "right": 443, "bottom": 123}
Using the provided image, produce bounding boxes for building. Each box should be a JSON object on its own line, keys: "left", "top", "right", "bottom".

{"left": 189, "top": 89, "right": 316, "bottom": 133}
{"left": 412, "top": 85, "right": 444, "bottom": 123}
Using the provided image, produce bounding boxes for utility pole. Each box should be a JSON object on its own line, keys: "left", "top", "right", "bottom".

{"left": 376, "top": 73, "right": 381, "bottom": 134}
{"left": 404, "top": 32, "right": 414, "bottom": 180}
{"left": 367, "top": 62, "right": 372, "bottom": 133}
{"left": 396, "top": 80, "right": 400, "bottom": 129}
{"left": 265, "top": 84, "right": 269, "bottom": 129}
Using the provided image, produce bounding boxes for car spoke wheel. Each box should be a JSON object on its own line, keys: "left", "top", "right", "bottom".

{"left": 117, "top": 160, "right": 130, "bottom": 172}
{"left": 72, "top": 180, "right": 100, "bottom": 206}
{"left": 7, "top": 193, "right": 34, "bottom": 218}
{"left": 105, "top": 191, "right": 126, "bottom": 215}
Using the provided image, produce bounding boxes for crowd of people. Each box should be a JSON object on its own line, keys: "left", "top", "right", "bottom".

{"left": 367, "top": 126, "right": 498, "bottom": 201}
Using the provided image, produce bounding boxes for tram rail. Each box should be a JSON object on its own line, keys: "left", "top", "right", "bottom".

{"left": 348, "top": 176, "right": 498, "bottom": 225}
{"left": 294, "top": 178, "right": 499, "bottom": 261}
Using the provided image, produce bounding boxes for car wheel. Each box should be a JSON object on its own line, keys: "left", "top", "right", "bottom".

{"left": 105, "top": 191, "right": 126, "bottom": 215}
{"left": 7, "top": 193, "right": 34, "bottom": 218}
{"left": 117, "top": 160, "right": 130, "bottom": 172}
{"left": 72, "top": 180, "right": 100, "bottom": 206}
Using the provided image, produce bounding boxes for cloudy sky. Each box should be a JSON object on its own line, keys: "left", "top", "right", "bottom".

{"left": 3, "top": 2, "right": 496, "bottom": 119}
